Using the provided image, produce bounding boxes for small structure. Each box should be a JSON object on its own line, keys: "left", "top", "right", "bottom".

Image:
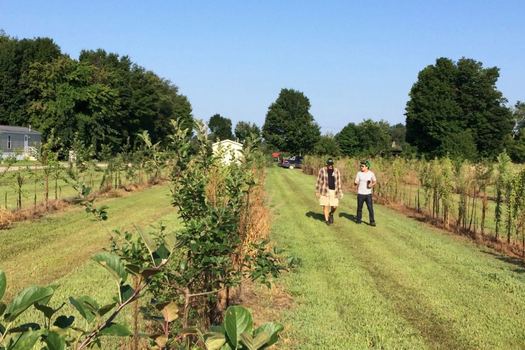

{"left": 212, "top": 139, "right": 243, "bottom": 164}
{"left": 0, "top": 125, "right": 42, "bottom": 159}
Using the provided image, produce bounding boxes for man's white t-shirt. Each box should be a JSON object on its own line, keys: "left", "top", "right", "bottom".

{"left": 355, "top": 171, "right": 376, "bottom": 195}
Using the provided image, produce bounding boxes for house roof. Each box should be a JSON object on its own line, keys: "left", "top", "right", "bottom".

{"left": 212, "top": 139, "right": 243, "bottom": 148}
{"left": 0, "top": 125, "right": 41, "bottom": 134}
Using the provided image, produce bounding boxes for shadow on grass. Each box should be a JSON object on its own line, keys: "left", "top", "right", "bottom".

{"left": 305, "top": 211, "right": 325, "bottom": 222}
{"left": 483, "top": 250, "right": 525, "bottom": 273}
{"left": 339, "top": 212, "right": 376, "bottom": 226}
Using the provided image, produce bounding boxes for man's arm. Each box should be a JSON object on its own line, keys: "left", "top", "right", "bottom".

{"left": 369, "top": 173, "right": 377, "bottom": 188}
{"left": 315, "top": 168, "right": 323, "bottom": 197}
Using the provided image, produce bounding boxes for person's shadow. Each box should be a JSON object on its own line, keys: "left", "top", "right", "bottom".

{"left": 305, "top": 211, "right": 325, "bottom": 222}
{"left": 339, "top": 212, "right": 357, "bottom": 222}
{"left": 340, "top": 212, "right": 375, "bottom": 225}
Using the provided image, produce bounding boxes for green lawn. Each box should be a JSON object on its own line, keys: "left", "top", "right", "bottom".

{"left": 0, "top": 183, "right": 179, "bottom": 298}
{"left": 267, "top": 167, "right": 525, "bottom": 349}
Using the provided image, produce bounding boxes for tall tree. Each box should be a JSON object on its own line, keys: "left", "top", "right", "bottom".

{"left": 234, "top": 121, "right": 260, "bottom": 142}
{"left": 335, "top": 122, "right": 359, "bottom": 156}
{"left": 262, "top": 88, "right": 320, "bottom": 154}
{"left": 24, "top": 56, "right": 121, "bottom": 154}
{"left": 406, "top": 57, "right": 513, "bottom": 159}
{"left": 0, "top": 34, "right": 62, "bottom": 126}
{"left": 208, "top": 114, "right": 233, "bottom": 141}
{"left": 314, "top": 134, "right": 341, "bottom": 156}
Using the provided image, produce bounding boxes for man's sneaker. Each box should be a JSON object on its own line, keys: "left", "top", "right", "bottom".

{"left": 329, "top": 213, "right": 334, "bottom": 224}
{"left": 370, "top": 222, "right": 376, "bottom": 227}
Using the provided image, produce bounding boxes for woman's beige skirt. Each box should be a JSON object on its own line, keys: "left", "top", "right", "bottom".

{"left": 319, "top": 189, "right": 339, "bottom": 207}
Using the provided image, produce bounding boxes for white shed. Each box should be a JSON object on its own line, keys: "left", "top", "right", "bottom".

{"left": 212, "top": 139, "right": 243, "bottom": 164}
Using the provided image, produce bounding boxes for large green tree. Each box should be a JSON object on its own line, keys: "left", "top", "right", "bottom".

{"left": 336, "top": 119, "right": 391, "bottom": 157}
{"left": 314, "top": 134, "right": 341, "bottom": 156}
{"left": 234, "top": 121, "right": 260, "bottom": 142}
{"left": 262, "top": 88, "right": 320, "bottom": 154}
{"left": 0, "top": 33, "right": 62, "bottom": 126}
{"left": 406, "top": 57, "right": 513, "bottom": 159}
{"left": 208, "top": 114, "right": 233, "bottom": 141}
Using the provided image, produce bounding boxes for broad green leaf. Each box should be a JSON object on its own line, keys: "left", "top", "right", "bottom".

{"left": 205, "top": 332, "right": 226, "bottom": 350}
{"left": 97, "top": 302, "right": 117, "bottom": 317}
{"left": 53, "top": 315, "right": 75, "bottom": 329}
{"left": 99, "top": 322, "right": 132, "bottom": 337}
{"left": 92, "top": 252, "right": 128, "bottom": 282}
{"left": 254, "top": 323, "right": 283, "bottom": 347}
{"left": 241, "top": 330, "right": 273, "bottom": 350}
{"left": 4, "top": 286, "right": 54, "bottom": 322}
{"left": 6, "top": 330, "right": 41, "bottom": 350}
{"left": 0, "top": 270, "right": 6, "bottom": 300}
{"left": 44, "top": 331, "right": 65, "bottom": 350}
{"left": 161, "top": 302, "right": 179, "bottom": 323}
{"left": 34, "top": 303, "right": 55, "bottom": 319}
{"left": 119, "top": 284, "right": 134, "bottom": 302}
{"left": 69, "top": 297, "right": 95, "bottom": 323}
{"left": 224, "top": 306, "right": 253, "bottom": 348}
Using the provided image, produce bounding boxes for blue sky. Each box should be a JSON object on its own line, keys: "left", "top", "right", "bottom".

{"left": 1, "top": 1, "right": 523, "bottom": 134}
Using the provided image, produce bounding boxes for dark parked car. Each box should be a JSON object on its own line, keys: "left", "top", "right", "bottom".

{"left": 281, "top": 156, "right": 303, "bottom": 169}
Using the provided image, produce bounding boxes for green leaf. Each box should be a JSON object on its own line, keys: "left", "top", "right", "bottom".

{"left": 99, "top": 322, "right": 132, "bottom": 337}
{"left": 92, "top": 252, "right": 128, "bottom": 282}
{"left": 0, "top": 270, "right": 6, "bottom": 300}
{"left": 254, "top": 323, "right": 283, "bottom": 347}
{"left": 4, "top": 286, "right": 54, "bottom": 322}
{"left": 44, "top": 331, "right": 65, "bottom": 350}
{"left": 224, "top": 306, "right": 253, "bottom": 348}
{"left": 205, "top": 332, "right": 226, "bottom": 350}
{"left": 8, "top": 323, "right": 40, "bottom": 333}
{"left": 159, "top": 301, "right": 178, "bottom": 323}
{"left": 6, "top": 330, "right": 41, "bottom": 350}
{"left": 34, "top": 303, "right": 55, "bottom": 319}
{"left": 97, "top": 302, "right": 116, "bottom": 317}
{"left": 119, "top": 284, "right": 134, "bottom": 302}
{"left": 53, "top": 315, "right": 75, "bottom": 329}
{"left": 152, "top": 244, "right": 170, "bottom": 265}
{"left": 69, "top": 297, "right": 95, "bottom": 323}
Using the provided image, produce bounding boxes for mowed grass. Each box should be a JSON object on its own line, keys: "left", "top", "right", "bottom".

{"left": 0, "top": 183, "right": 179, "bottom": 299}
{"left": 267, "top": 167, "right": 525, "bottom": 349}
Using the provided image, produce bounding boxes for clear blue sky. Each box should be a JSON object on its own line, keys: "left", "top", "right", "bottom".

{"left": 1, "top": 1, "right": 523, "bottom": 134}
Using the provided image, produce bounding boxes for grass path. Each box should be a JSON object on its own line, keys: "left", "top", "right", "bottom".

{"left": 0, "top": 184, "right": 178, "bottom": 298}
{"left": 267, "top": 167, "right": 525, "bottom": 349}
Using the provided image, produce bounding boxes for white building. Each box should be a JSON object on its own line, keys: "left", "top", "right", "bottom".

{"left": 212, "top": 139, "right": 243, "bottom": 164}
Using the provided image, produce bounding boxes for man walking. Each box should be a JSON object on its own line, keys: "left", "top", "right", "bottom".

{"left": 354, "top": 160, "right": 377, "bottom": 226}
{"left": 315, "top": 158, "right": 343, "bottom": 225}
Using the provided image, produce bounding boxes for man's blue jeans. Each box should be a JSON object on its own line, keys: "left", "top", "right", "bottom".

{"left": 357, "top": 194, "right": 375, "bottom": 224}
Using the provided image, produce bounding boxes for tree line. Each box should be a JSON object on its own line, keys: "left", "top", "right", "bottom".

{"left": 260, "top": 58, "right": 523, "bottom": 161}
{"left": 0, "top": 31, "right": 192, "bottom": 157}
{"left": 1, "top": 31, "right": 522, "bottom": 162}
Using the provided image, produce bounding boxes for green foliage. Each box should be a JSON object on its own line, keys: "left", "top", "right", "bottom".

{"left": 204, "top": 306, "right": 283, "bottom": 350}
{"left": 0, "top": 33, "right": 193, "bottom": 157}
{"left": 335, "top": 119, "right": 391, "bottom": 157}
{"left": 209, "top": 114, "right": 234, "bottom": 141}
{"left": 262, "top": 88, "right": 320, "bottom": 154}
{"left": 170, "top": 118, "right": 285, "bottom": 326}
{"left": 406, "top": 57, "right": 513, "bottom": 159}
{"left": 313, "top": 134, "right": 341, "bottom": 156}
{"left": 235, "top": 121, "right": 261, "bottom": 143}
